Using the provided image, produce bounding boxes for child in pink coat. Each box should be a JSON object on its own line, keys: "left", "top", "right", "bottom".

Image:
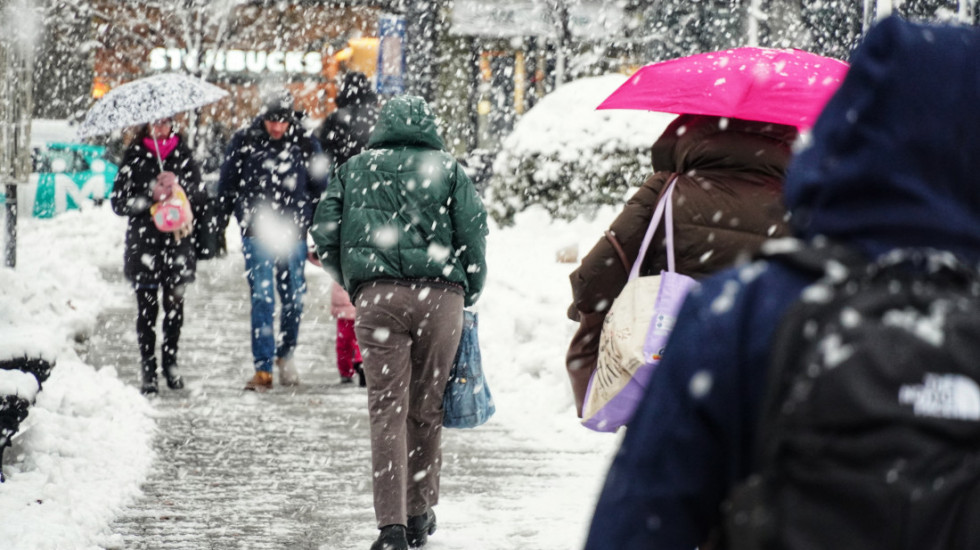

{"left": 331, "top": 281, "right": 364, "bottom": 386}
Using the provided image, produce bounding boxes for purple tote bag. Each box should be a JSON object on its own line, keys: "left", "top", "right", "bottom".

{"left": 582, "top": 179, "right": 699, "bottom": 432}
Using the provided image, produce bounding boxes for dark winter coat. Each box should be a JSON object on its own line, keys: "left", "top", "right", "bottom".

{"left": 311, "top": 95, "right": 488, "bottom": 307}
{"left": 585, "top": 16, "right": 980, "bottom": 550}
{"left": 110, "top": 134, "right": 205, "bottom": 287}
{"left": 216, "top": 117, "right": 328, "bottom": 240}
{"left": 566, "top": 114, "right": 797, "bottom": 415}
{"left": 318, "top": 71, "right": 380, "bottom": 170}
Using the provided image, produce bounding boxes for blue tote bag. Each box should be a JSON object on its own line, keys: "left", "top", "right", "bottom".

{"left": 443, "top": 310, "right": 495, "bottom": 428}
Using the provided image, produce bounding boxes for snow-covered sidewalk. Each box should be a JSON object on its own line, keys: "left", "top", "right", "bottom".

{"left": 0, "top": 204, "right": 623, "bottom": 549}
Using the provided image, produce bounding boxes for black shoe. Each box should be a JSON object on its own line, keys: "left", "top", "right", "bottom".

{"left": 354, "top": 362, "right": 367, "bottom": 387}
{"left": 340, "top": 376, "right": 354, "bottom": 385}
{"left": 407, "top": 509, "right": 436, "bottom": 547}
{"left": 140, "top": 358, "right": 158, "bottom": 395}
{"left": 370, "top": 524, "right": 408, "bottom": 550}
{"left": 162, "top": 363, "right": 184, "bottom": 390}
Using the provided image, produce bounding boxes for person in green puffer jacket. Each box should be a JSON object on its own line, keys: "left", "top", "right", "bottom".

{"left": 310, "top": 95, "right": 488, "bottom": 550}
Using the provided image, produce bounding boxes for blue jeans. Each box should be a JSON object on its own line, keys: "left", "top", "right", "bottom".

{"left": 242, "top": 237, "right": 307, "bottom": 373}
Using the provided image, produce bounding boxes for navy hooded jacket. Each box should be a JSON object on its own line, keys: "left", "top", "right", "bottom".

{"left": 217, "top": 116, "right": 328, "bottom": 240}
{"left": 585, "top": 16, "right": 980, "bottom": 550}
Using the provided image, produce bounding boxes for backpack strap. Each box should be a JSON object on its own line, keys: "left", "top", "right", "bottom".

{"left": 754, "top": 239, "right": 870, "bottom": 469}
{"left": 604, "top": 230, "right": 631, "bottom": 274}
{"left": 722, "top": 241, "right": 872, "bottom": 549}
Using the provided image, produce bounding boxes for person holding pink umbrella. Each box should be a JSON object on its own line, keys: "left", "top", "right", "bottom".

{"left": 564, "top": 45, "right": 847, "bottom": 421}
{"left": 566, "top": 114, "right": 798, "bottom": 417}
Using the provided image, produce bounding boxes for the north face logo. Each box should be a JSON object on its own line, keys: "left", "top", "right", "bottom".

{"left": 898, "top": 374, "right": 980, "bottom": 421}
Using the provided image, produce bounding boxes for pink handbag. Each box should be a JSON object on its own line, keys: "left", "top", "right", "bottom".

{"left": 150, "top": 184, "right": 192, "bottom": 233}
{"left": 582, "top": 178, "right": 699, "bottom": 432}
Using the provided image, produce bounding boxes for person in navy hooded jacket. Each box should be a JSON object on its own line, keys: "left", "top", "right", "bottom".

{"left": 217, "top": 90, "right": 328, "bottom": 391}
{"left": 585, "top": 16, "right": 980, "bottom": 550}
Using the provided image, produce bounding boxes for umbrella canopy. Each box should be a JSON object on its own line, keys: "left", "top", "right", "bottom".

{"left": 597, "top": 47, "right": 849, "bottom": 129}
{"left": 77, "top": 73, "right": 228, "bottom": 139}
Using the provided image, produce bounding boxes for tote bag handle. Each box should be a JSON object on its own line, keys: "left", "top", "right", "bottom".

{"left": 628, "top": 176, "right": 679, "bottom": 281}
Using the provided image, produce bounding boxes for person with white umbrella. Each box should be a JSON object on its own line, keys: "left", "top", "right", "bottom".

{"left": 110, "top": 116, "right": 207, "bottom": 394}
{"left": 80, "top": 72, "right": 227, "bottom": 395}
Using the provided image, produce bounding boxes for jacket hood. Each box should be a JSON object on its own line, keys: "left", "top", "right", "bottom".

{"left": 784, "top": 16, "right": 980, "bottom": 261}
{"left": 367, "top": 95, "right": 446, "bottom": 151}
{"left": 336, "top": 71, "right": 378, "bottom": 109}
{"left": 651, "top": 114, "right": 797, "bottom": 177}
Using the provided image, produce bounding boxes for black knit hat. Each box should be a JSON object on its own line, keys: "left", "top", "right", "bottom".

{"left": 336, "top": 71, "right": 378, "bottom": 109}
{"left": 260, "top": 90, "right": 295, "bottom": 122}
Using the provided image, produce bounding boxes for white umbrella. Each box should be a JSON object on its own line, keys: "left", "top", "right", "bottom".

{"left": 76, "top": 73, "right": 228, "bottom": 168}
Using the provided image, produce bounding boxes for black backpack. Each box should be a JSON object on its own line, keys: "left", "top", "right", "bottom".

{"left": 724, "top": 240, "right": 980, "bottom": 550}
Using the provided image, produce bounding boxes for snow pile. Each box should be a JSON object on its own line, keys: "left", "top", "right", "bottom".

{"left": 479, "top": 204, "right": 620, "bottom": 443}
{"left": 0, "top": 361, "right": 155, "bottom": 550}
{"left": 0, "top": 369, "right": 39, "bottom": 401}
{"left": 0, "top": 207, "right": 155, "bottom": 550}
{"left": 0, "top": 208, "right": 126, "bottom": 361}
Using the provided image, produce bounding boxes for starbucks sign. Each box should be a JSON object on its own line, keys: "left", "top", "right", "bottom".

{"left": 149, "top": 47, "right": 323, "bottom": 75}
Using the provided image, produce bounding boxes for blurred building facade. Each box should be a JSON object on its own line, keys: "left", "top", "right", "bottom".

{"left": 89, "top": 1, "right": 380, "bottom": 126}
{"left": 399, "top": 0, "right": 978, "bottom": 159}
{"left": 27, "top": 0, "right": 980, "bottom": 161}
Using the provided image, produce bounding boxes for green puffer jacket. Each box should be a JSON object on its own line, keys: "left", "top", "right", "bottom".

{"left": 311, "top": 95, "right": 488, "bottom": 307}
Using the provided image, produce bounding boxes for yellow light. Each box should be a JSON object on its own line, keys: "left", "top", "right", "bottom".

{"left": 343, "top": 38, "right": 379, "bottom": 77}
{"left": 335, "top": 47, "right": 354, "bottom": 62}
{"left": 92, "top": 79, "right": 110, "bottom": 99}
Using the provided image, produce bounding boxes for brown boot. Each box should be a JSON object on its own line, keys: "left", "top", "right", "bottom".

{"left": 243, "top": 371, "right": 273, "bottom": 392}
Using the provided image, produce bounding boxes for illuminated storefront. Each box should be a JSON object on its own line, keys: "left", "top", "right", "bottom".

{"left": 89, "top": 0, "right": 383, "bottom": 130}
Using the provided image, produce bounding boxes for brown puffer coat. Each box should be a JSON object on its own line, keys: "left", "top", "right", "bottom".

{"left": 566, "top": 114, "right": 797, "bottom": 416}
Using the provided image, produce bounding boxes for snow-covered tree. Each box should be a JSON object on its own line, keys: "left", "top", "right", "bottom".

{"left": 487, "top": 74, "right": 674, "bottom": 225}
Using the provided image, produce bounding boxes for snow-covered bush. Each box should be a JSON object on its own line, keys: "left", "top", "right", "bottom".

{"left": 487, "top": 74, "right": 676, "bottom": 225}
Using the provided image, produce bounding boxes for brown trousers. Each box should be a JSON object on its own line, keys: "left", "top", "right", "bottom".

{"left": 354, "top": 282, "right": 464, "bottom": 528}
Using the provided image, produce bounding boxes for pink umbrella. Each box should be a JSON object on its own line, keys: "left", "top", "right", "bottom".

{"left": 597, "top": 47, "right": 849, "bottom": 129}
